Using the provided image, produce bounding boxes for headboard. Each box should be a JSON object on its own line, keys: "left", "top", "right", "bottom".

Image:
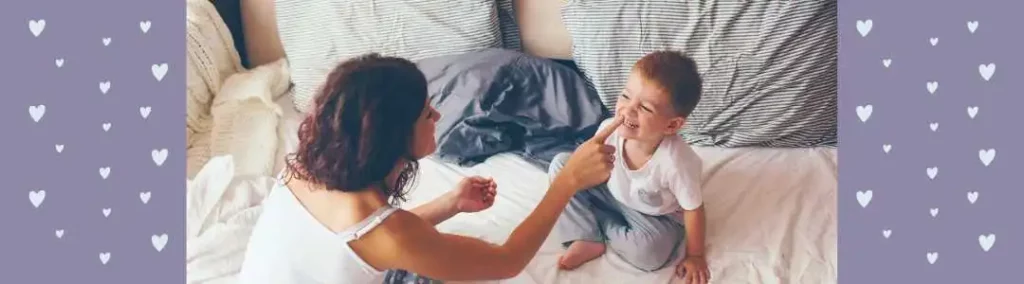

{"left": 210, "top": 0, "right": 575, "bottom": 70}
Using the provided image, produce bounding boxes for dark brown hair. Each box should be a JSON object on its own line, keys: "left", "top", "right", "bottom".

{"left": 285, "top": 53, "right": 428, "bottom": 205}
{"left": 632, "top": 50, "right": 703, "bottom": 117}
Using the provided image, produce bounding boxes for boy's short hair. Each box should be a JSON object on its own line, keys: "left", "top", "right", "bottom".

{"left": 632, "top": 50, "right": 702, "bottom": 118}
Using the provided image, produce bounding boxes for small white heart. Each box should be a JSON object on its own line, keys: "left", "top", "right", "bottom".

{"left": 930, "top": 208, "right": 939, "bottom": 217}
{"left": 926, "top": 167, "right": 938, "bottom": 180}
{"left": 55, "top": 229, "right": 64, "bottom": 239}
{"left": 856, "top": 105, "right": 873, "bottom": 122}
{"left": 55, "top": 58, "right": 64, "bottom": 68}
{"left": 930, "top": 122, "right": 939, "bottom": 132}
{"left": 929, "top": 37, "right": 939, "bottom": 46}
{"left": 882, "top": 58, "right": 891, "bottom": 68}
{"left": 979, "top": 63, "right": 996, "bottom": 81}
{"left": 140, "top": 20, "right": 152, "bottom": 33}
{"left": 29, "top": 190, "right": 46, "bottom": 208}
{"left": 856, "top": 19, "right": 873, "bottom": 37}
{"left": 99, "top": 252, "right": 111, "bottom": 265}
{"left": 926, "top": 81, "right": 939, "bottom": 94}
{"left": 102, "top": 123, "right": 111, "bottom": 132}
{"left": 967, "top": 106, "right": 979, "bottom": 119}
{"left": 140, "top": 106, "right": 152, "bottom": 119}
{"left": 882, "top": 144, "right": 892, "bottom": 153}
{"left": 979, "top": 149, "right": 996, "bottom": 166}
{"left": 967, "top": 21, "right": 979, "bottom": 33}
{"left": 102, "top": 37, "right": 112, "bottom": 46}
{"left": 979, "top": 234, "right": 996, "bottom": 252}
{"left": 967, "top": 191, "right": 979, "bottom": 204}
{"left": 140, "top": 191, "right": 152, "bottom": 204}
{"left": 29, "top": 19, "right": 46, "bottom": 37}
{"left": 99, "top": 81, "right": 111, "bottom": 94}
{"left": 29, "top": 105, "right": 46, "bottom": 122}
{"left": 152, "top": 234, "right": 168, "bottom": 252}
{"left": 152, "top": 149, "right": 168, "bottom": 166}
{"left": 926, "top": 252, "right": 938, "bottom": 264}
{"left": 102, "top": 208, "right": 112, "bottom": 217}
{"left": 99, "top": 167, "right": 111, "bottom": 179}
{"left": 55, "top": 144, "right": 64, "bottom": 153}
{"left": 151, "top": 63, "right": 168, "bottom": 82}
{"left": 856, "top": 190, "right": 873, "bottom": 208}
{"left": 882, "top": 229, "right": 892, "bottom": 238}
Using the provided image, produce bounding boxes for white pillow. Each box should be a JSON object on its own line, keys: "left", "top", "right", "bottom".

{"left": 275, "top": 0, "right": 504, "bottom": 114}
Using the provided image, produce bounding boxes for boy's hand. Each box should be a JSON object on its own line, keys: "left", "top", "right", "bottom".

{"left": 675, "top": 255, "right": 710, "bottom": 284}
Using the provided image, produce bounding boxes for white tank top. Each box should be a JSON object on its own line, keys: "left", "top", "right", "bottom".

{"left": 238, "top": 177, "right": 399, "bottom": 284}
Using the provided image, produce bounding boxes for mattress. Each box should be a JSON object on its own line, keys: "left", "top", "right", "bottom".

{"left": 264, "top": 97, "right": 838, "bottom": 284}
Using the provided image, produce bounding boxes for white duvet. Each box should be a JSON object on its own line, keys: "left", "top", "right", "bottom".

{"left": 185, "top": 95, "right": 838, "bottom": 284}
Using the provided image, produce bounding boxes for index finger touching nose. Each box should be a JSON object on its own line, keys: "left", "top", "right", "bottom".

{"left": 590, "top": 115, "right": 623, "bottom": 144}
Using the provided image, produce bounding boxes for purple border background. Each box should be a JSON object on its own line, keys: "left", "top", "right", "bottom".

{"left": 840, "top": 0, "right": 1021, "bottom": 283}
{"left": 2, "top": 0, "right": 185, "bottom": 282}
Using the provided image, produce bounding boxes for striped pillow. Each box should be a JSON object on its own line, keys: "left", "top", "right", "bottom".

{"left": 562, "top": 0, "right": 837, "bottom": 148}
{"left": 496, "top": 0, "right": 522, "bottom": 51}
{"left": 275, "top": 0, "right": 503, "bottom": 114}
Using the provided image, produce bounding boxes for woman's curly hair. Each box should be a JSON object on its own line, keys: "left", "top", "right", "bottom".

{"left": 285, "top": 53, "right": 428, "bottom": 205}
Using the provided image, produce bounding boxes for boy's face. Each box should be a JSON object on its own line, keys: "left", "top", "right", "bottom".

{"left": 614, "top": 71, "right": 685, "bottom": 142}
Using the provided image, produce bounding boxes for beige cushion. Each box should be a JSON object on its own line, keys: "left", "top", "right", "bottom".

{"left": 240, "top": 0, "right": 287, "bottom": 67}
{"left": 515, "top": 0, "right": 573, "bottom": 59}
{"left": 186, "top": 0, "right": 245, "bottom": 177}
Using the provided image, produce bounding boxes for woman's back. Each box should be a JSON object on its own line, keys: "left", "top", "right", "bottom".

{"left": 239, "top": 180, "right": 398, "bottom": 283}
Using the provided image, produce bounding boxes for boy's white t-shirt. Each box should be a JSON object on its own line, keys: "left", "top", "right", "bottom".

{"left": 598, "top": 118, "right": 704, "bottom": 216}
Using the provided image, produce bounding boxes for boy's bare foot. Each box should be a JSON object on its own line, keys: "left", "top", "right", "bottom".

{"left": 557, "top": 241, "right": 606, "bottom": 270}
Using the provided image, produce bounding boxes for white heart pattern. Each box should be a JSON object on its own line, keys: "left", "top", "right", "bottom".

{"left": 140, "top": 191, "right": 152, "bottom": 204}
{"left": 102, "top": 208, "right": 112, "bottom": 217}
{"left": 856, "top": 105, "right": 873, "bottom": 122}
{"left": 152, "top": 149, "right": 168, "bottom": 166}
{"left": 967, "top": 191, "right": 979, "bottom": 204}
{"left": 152, "top": 63, "right": 168, "bottom": 82}
{"left": 882, "top": 229, "right": 892, "bottom": 239}
{"left": 102, "top": 123, "right": 111, "bottom": 132}
{"left": 29, "top": 105, "right": 46, "bottom": 122}
{"left": 930, "top": 123, "right": 939, "bottom": 132}
{"left": 926, "top": 252, "right": 938, "bottom": 264}
{"left": 140, "top": 20, "right": 152, "bottom": 33}
{"left": 99, "top": 81, "right": 111, "bottom": 94}
{"left": 99, "top": 252, "right": 111, "bottom": 265}
{"left": 29, "top": 190, "right": 46, "bottom": 208}
{"left": 856, "top": 19, "right": 873, "bottom": 37}
{"left": 856, "top": 190, "right": 873, "bottom": 208}
{"left": 140, "top": 106, "right": 152, "bottom": 119}
{"left": 930, "top": 208, "right": 939, "bottom": 217}
{"left": 979, "top": 63, "right": 996, "bottom": 81}
{"left": 55, "top": 144, "right": 64, "bottom": 153}
{"left": 152, "top": 234, "right": 168, "bottom": 252}
{"left": 55, "top": 58, "right": 64, "bottom": 68}
{"left": 102, "top": 37, "right": 112, "bottom": 46}
{"left": 29, "top": 19, "right": 46, "bottom": 37}
{"left": 979, "top": 234, "right": 996, "bottom": 252}
{"left": 55, "top": 229, "right": 64, "bottom": 239}
{"left": 99, "top": 167, "right": 111, "bottom": 179}
{"left": 967, "top": 106, "right": 979, "bottom": 119}
{"left": 929, "top": 37, "right": 939, "bottom": 46}
{"left": 882, "top": 58, "right": 891, "bottom": 68}
{"left": 979, "top": 149, "right": 996, "bottom": 166}
{"left": 926, "top": 167, "right": 938, "bottom": 180}
{"left": 882, "top": 144, "right": 892, "bottom": 153}
{"left": 967, "top": 21, "right": 979, "bottom": 33}
{"left": 926, "top": 81, "right": 939, "bottom": 94}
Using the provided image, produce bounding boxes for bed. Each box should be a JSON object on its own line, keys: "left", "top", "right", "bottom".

{"left": 185, "top": 0, "right": 838, "bottom": 283}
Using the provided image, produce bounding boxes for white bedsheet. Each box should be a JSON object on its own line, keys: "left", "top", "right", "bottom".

{"left": 186, "top": 95, "right": 837, "bottom": 284}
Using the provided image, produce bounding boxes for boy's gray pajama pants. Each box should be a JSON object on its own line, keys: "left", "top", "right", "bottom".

{"left": 549, "top": 153, "right": 686, "bottom": 272}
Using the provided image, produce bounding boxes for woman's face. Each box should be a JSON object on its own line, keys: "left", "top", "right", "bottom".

{"left": 410, "top": 98, "right": 441, "bottom": 159}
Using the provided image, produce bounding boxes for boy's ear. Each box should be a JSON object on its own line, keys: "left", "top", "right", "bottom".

{"left": 665, "top": 117, "right": 685, "bottom": 134}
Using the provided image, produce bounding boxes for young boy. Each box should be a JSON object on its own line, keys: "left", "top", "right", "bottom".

{"left": 549, "top": 50, "right": 710, "bottom": 283}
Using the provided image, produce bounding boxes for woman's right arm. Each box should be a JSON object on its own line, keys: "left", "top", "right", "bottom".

{"left": 383, "top": 116, "right": 623, "bottom": 281}
{"left": 384, "top": 175, "right": 577, "bottom": 280}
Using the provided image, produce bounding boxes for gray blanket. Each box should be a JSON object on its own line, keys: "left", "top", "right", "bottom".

{"left": 416, "top": 49, "right": 608, "bottom": 169}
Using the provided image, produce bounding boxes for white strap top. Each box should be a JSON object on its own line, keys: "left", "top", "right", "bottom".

{"left": 238, "top": 175, "right": 400, "bottom": 284}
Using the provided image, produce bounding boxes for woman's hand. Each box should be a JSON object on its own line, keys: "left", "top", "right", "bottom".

{"left": 450, "top": 176, "right": 498, "bottom": 213}
{"left": 556, "top": 115, "right": 624, "bottom": 191}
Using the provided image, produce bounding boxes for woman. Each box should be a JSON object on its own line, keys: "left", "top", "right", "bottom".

{"left": 238, "top": 54, "right": 623, "bottom": 283}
